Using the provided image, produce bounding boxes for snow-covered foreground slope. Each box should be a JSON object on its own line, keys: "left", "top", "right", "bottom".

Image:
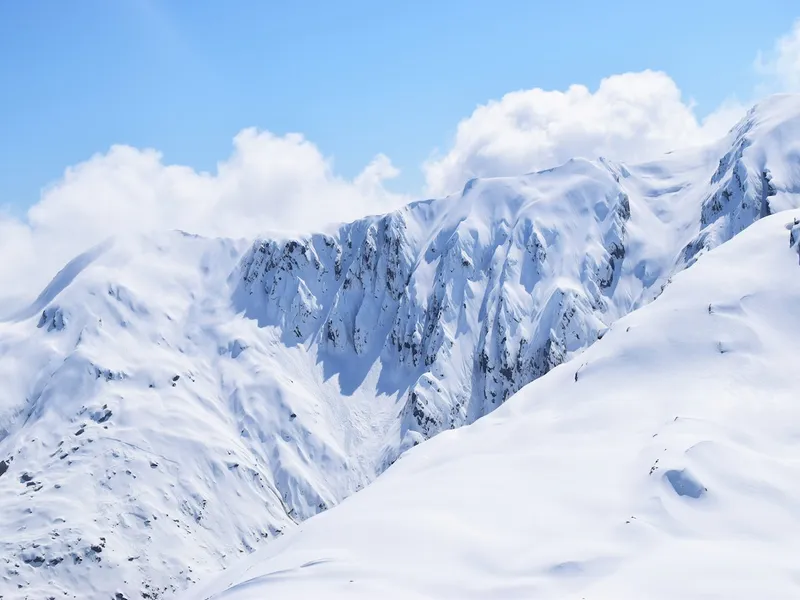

{"left": 187, "top": 208, "right": 800, "bottom": 600}
{"left": 1, "top": 95, "right": 800, "bottom": 599}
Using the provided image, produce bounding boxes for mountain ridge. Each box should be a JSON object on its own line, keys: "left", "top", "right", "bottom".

{"left": 1, "top": 94, "right": 800, "bottom": 599}
{"left": 185, "top": 204, "right": 800, "bottom": 600}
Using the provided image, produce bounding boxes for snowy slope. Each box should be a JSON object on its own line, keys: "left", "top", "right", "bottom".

{"left": 241, "top": 94, "right": 800, "bottom": 441}
{"left": 186, "top": 206, "right": 800, "bottom": 600}
{"left": 0, "top": 94, "right": 799, "bottom": 599}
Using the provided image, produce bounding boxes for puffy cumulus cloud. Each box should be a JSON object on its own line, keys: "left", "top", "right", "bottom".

{"left": 0, "top": 129, "right": 408, "bottom": 311}
{"left": 423, "top": 70, "right": 745, "bottom": 196}
{"left": 756, "top": 19, "right": 800, "bottom": 92}
{"left": 13, "top": 41, "right": 797, "bottom": 309}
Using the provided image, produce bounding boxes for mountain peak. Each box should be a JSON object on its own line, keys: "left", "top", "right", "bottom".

{"left": 3, "top": 96, "right": 800, "bottom": 598}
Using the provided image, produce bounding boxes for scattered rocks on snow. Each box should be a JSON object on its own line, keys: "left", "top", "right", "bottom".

{"left": 37, "top": 306, "right": 67, "bottom": 331}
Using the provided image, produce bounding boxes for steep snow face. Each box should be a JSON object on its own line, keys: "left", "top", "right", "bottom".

{"left": 237, "top": 159, "right": 640, "bottom": 446}
{"left": 186, "top": 208, "right": 800, "bottom": 600}
{"left": 237, "top": 95, "right": 800, "bottom": 444}
{"left": 2, "top": 96, "right": 800, "bottom": 600}
{"left": 678, "top": 95, "right": 800, "bottom": 269}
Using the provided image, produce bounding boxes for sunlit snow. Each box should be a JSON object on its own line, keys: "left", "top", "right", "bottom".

{"left": 1, "top": 95, "right": 800, "bottom": 599}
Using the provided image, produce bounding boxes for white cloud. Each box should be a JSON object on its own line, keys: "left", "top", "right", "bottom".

{"left": 14, "top": 19, "right": 800, "bottom": 310}
{"left": 423, "top": 70, "right": 744, "bottom": 197}
{"left": 755, "top": 19, "right": 800, "bottom": 92}
{"left": 0, "top": 130, "right": 408, "bottom": 312}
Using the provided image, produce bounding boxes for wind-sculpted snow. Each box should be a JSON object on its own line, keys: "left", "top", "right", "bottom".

{"left": 186, "top": 207, "right": 800, "bottom": 600}
{"left": 2, "top": 95, "right": 800, "bottom": 599}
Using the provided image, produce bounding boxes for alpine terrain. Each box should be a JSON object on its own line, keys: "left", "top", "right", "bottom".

{"left": 185, "top": 195, "right": 800, "bottom": 600}
{"left": 1, "top": 94, "right": 799, "bottom": 599}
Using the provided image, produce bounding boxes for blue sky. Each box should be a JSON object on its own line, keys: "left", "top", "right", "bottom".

{"left": 0, "top": 0, "right": 798, "bottom": 212}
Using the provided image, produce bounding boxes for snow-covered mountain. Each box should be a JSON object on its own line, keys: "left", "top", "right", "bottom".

{"left": 185, "top": 203, "right": 800, "bottom": 600}
{"left": 1, "top": 94, "right": 799, "bottom": 599}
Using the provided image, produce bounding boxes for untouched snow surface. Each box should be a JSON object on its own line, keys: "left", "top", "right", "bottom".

{"left": 0, "top": 95, "right": 799, "bottom": 598}
{"left": 187, "top": 207, "right": 800, "bottom": 600}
